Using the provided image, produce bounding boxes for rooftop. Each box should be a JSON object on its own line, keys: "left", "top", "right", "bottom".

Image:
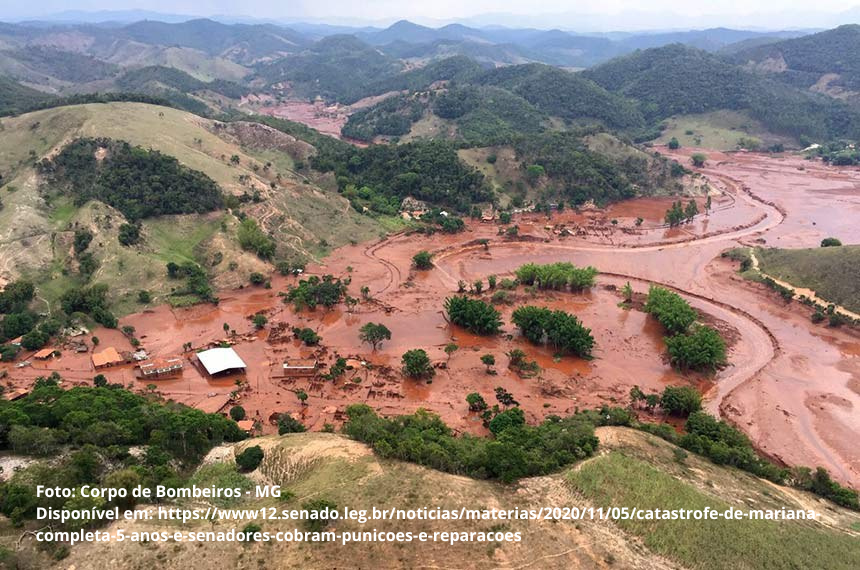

{"left": 197, "top": 347, "right": 247, "bottom": 375}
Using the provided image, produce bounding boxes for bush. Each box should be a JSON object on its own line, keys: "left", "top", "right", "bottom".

{"left": 235, "top": 445, "right": 263, "bottom": 472}
{"left": 644, "top": 286, "right": 696, "bottom": 335}
{"left": 444, "top": 296, "right": 502, "bottom": 335}
{"left": 412, "top": 251, "right": 433, "bottom": 270}
{"left": 230, "top": 406, "right": 246, "bottom": 421}
{"left": 660, "top": 386, "right": 703, "bottom": 416}
{"left": 277, "top": 414, "right": 306, "bottom": 434}
{"left": 402, "top": 349, "right": 434, "bottom": 379}
{"left": 511, "top": 305, "right": 594, "bottom": 358}
{"left": 820, "top": 237, "right": 842, "bottom": 247}
{"left": 665, "top": 325, "right": 727, "bottom": 371}
{"left": 515, "top": 262, "right": 597, "bottom": 291}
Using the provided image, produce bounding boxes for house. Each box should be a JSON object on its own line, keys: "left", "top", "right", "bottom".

{"left": 282, "top": 358, "right": 318, "bottom": 378}
{"left": 196, "top": 347, "right": 246, "bottom": 377}
{"left": 139, "top": 357, "right": 184, "bottom": 379}
{"left": 32, "top": 348, "right": 57, "bottom": 360}
{"left": 92, "top": 347, "right": 124, "bottom": 369}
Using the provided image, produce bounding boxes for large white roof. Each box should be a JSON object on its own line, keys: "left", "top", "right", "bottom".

{"left": 197, "top": 347, "right": 247, "bottom": 375}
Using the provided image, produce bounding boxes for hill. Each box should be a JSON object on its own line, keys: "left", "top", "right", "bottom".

{"left": 727, "top": 25, "right": 860, "bottom": 99}
{"left": 756, "top": 245, "right": 860, "bottom": 314}
{"left": 22, "top": 427, "right": 860, "bottom": 569}
{"left": 583, "top": 44, "right": 860, "bottom": 142}
{"left": 0, "top": 102, "right": 389, "bottom": 314}
{"left": 0, "top": 76, "right": 54, "bottom": 115}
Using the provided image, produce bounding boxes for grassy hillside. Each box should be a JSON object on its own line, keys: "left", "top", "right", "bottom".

{"left": 756, "top": 245, "right": 860, "bottom": 313}
{"left": 26, "top": 427, "right": 860, "bottom": 569}
{"left": 0, "top": 102, "right": 388, "bottom": 314}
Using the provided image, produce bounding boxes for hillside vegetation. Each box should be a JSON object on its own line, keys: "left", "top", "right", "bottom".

{"left": 756, "top": 245, "right": 860, "bottom": 313}
{"left": 0, "top": 102, "right": 388, "bottom": 314}
{"left": 20, "top": 427, "right": 859, "bottom": 570}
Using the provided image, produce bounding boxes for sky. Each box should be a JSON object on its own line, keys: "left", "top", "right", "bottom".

{"left": 4, "top": 0, "right": 860, "bottom": 30}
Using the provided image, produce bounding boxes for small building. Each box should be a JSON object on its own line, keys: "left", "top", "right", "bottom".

{"left": 93, "top": 347, "right": 124, "bottom": 369}
{"left": 139, "top": 357, "right": 184, "bottom": 379}
{"left": 197, "top": 347, "right": 247, "bottom": 377}
{"left": 32, "top": 348, "right": 57, "bottom": 360}
{"left": 282, "top": 358, "right": 318, "bottom": 377}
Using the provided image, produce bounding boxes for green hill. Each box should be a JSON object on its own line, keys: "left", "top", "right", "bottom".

{"left": 583, "top": 44, "right": 860, "bottom": 142}
{"left": 728, "top": 25, "right": 860, "bottom": 94}
{"left": 0, "top": 102, "right": 389, "bottom": 314}
{"left": 756, "top": 245, "right": 860, "bottom": 313}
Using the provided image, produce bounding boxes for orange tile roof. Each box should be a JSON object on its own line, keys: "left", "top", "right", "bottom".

{"left": 33, "top": 348, "right": 56, "bottom": 359}
{"left": 92, "top": 346, "right": 123, "bottom": 368}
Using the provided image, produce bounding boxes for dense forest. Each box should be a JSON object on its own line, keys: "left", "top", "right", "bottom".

{"left": 38, "top": 138, "right": 224, "bottom": 221}
{"left": 583, "top": 44, "right": 860, "bottom": 140}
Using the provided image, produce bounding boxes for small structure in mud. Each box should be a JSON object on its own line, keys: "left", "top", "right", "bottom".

{"left": 196, "top": 347, "right": 247, "bottom": 377}
{"left": 139, "top": 357, "right": 184, "bottom": 379}
{"left": 32, "top": 348, "right": 57, "bottom": 360}
{"left": 280, "top": 358, "right": 318, "bottom": 378}
{"left": 92, "top": 347, "right": 124, "bottom": 369}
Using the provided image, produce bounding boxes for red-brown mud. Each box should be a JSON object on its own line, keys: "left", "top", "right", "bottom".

{"left": 3, "top": 146, "right": 860, "bottom": 486}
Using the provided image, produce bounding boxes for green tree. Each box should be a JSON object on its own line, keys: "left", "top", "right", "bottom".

{"left": 230, "top": 406, "right": 246, "bottom": 421}
{"left": 359, "top": 322, "right": 391, "bottom": 350}
{"left": 235, "top": 445, "right": 264, "bottom": 472}
{"left": 412, "top": 251, "right": 433, "bottom": 270}
{"left": 402, "top": 349, "right": 434, "bottom": 379}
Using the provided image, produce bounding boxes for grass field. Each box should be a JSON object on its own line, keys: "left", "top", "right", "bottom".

{"left": 756, "top": 245, "right": 860, "bottom": 313}
{"left": 569, "top": 451, "right": 860, "bottom": 570}
{"left": 0, "top": 102, "right": 393, "bottom": 313}
{"left": 655, "top": 110, "right": 794, "bottom": 151}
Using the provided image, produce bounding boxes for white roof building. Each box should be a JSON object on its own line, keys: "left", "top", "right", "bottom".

{"left": 197, "top": 347, "right": 247, "bottom": 376}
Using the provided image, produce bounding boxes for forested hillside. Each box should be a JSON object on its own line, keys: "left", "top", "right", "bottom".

{"left": 584, "top": 44, "right": 860, "bottom": 140}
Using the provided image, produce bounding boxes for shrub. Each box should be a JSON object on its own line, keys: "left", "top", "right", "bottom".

{"left": 444, "top": 296, "right": 502, "bottom": 335}
{"left": 644, "top": 286, "right": 696, "bottom": 335}
{"left": 230, "top": 406, "right": 246, "bottom": 421}
{"left": 660, "top": 386, "right": 703, "bottom": 416}
{"left": 665, "top": 325, "right": 727, "bottom": 371}
{"left": 235, "top": 445, "right": 263, "bottom": 472}
{"left": 402, "top": 349, "right": 434, "bottom": 379}
{"left": 412, "top": 251, "right": 433, "bottom": 270}
{"left": 277, "top": 414, "right": 306, "bottom": 434}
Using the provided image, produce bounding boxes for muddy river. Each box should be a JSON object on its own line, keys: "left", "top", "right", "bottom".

{"left": 4, "top": 147, "right": 860, "bottom": 486}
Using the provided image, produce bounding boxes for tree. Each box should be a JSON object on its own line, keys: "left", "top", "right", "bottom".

{"left": 359, "top": 322, "right": 391, "bottom": 350}
{"left": 278, "top": 414, "right": 306, "bottom": 434}
{"left": 444, "top": 296, "right": 502, "bottom": 335}
{"left": 660, "top": 386, "right": 703, "bottom": 417}
{"left": 235, "top": 445, "right": 263, "bottom": 472}
{"left": 412, "top": 251, "right": 433, "bottom": 270}
{"left": 466, "top": 392, "right": 488, "bottom": 412}
{"left": 667, "top": 137, "right": 680, "bottom": 150}
{"left": 296, "top": 389, "right": 308, "bottom": 406}
{"left": 402, "top": 349, "right": 434, "bottom": 379}
{"left": 494, "top": 387, "right": 518, "bottom": 408}
{"left": 665, "top": 325, "right": 727, "bottom": 371}
{"left": 252, "top": 314, "right": 268, "bottom": 329}
{"left": 480, "top": 353, "right": 496, "bottom": 372}
{"left": 690, "top": 153, "right": 707, "bottom": 167}
{"left": 821, "top": 237, "right": 842, "bottom": 247}
{"left": 444, "top": 343, "right": 458, "bottom": 362}
{"left": 230, "top": 406, "right": 246, "bottom": 421}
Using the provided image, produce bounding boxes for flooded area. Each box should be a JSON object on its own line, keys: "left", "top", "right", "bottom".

{"left": 4, "top": 145, "right": 860, "bottom": 486}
